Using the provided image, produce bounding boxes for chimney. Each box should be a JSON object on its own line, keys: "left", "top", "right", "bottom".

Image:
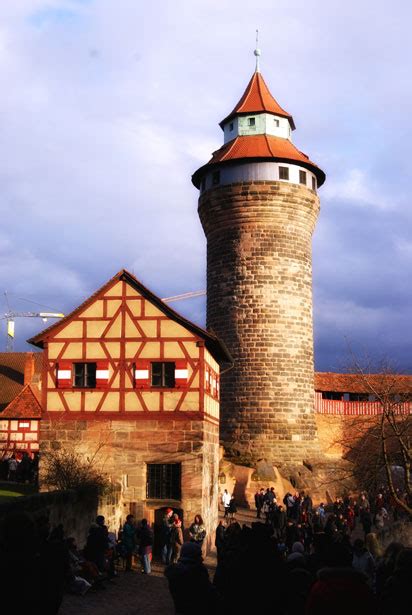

{"left": 24, "top": 352, "right": 35, "bottom": 385}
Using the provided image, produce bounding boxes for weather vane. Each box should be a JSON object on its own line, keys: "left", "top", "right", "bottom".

{"left": 254, "top": 29, "right": 261, "bottom": 72}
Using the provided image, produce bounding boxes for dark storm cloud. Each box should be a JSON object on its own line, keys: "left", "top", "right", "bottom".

{"left": 0, "top": 0, "right": 411, "bottom": 372}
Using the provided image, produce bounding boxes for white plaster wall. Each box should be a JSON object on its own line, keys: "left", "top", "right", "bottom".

{"left": 223, "top": 113, "right": 291, "bottom": 143}
{"left": 201, "top": 162, "right": 317, "bottom": 192}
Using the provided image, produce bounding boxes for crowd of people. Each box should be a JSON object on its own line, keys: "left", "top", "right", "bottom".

{"left": 0, "top": 451, "right": 39, "bottom": 484}
{"left": 0, "top": 487, "right": 410, "bottom": 614}
{"left": 165, "top": 488, "right": 412, "bottom": 614}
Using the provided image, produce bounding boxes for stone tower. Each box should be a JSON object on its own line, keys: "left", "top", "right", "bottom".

{"left": 192, "top": 56, "right": 326, "bottom": 468}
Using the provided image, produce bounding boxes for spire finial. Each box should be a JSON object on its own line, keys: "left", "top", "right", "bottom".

{"left": 254, "top": 29, "right": 261, "bottom": 72}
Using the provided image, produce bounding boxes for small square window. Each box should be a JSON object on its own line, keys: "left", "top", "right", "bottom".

{"left": 74, "top": 363, "right": 96, "bottom": 388}
{"left": 279, "top": 166, "right": 289, "bottom": 180}
{"left": 212, "top": 171, "right": 220, "bottom": 186}
{"left": 151, "top": 362, "right": 175, "bottom": 388}
{"left": 248, "top": 117, "right": 256, "bottom": 127}
{"left": 299, "top": 170, "right": 307, "bottom": 185}
{"left": 312, "top": 177, "right": 316, "bottom": 190}
{"left": 229, "top": 122, "right": 234, "bottom": 131}
{"left": 146, "top": 463, "right": 181, "bottom": 500}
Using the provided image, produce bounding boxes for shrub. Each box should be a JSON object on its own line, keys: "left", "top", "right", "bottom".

{"left": 42, "top": 449, "right": 110, "bottom": 496}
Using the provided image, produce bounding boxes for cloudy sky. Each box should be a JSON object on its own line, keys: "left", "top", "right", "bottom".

{"left": 1, "top": 0, "right": 411, "bottom": 372}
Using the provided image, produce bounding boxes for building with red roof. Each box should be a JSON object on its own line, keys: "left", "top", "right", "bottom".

{"left": 0, "top": 352, "right": 42, "bottom": 458}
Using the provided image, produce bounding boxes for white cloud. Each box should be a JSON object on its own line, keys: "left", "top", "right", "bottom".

{"left": 322, "top": 169, "right": 393, "bottom": 210}
{"left": 0, "top": 0, "right": 410, "bottom": 366}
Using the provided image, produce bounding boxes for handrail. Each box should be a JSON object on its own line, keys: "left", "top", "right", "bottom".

{"left": 314, "top": 392, "right": 412, "bottom": 415}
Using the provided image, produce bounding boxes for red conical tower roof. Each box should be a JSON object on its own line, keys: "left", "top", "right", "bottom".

{"left": 220, "top": 71, "right": 295, "bottom": 130}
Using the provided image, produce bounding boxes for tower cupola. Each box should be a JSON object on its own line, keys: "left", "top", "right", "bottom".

{"left": 219, "top": 71, "right": 296, "bottom": 142}
{"left": 192, "top": 52, "right": 325, "bottom": 193}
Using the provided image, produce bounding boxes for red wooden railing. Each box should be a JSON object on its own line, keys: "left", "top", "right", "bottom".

{"left": 314, "top": 392, "right": 412, "bottom": 415}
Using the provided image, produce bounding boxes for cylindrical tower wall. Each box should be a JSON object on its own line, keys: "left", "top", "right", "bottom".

{"left": 198, "top": 178, "right": 320, "bottom": 465}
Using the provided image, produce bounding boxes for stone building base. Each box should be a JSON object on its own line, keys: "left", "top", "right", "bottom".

{"left": 39, "top": 417, "right": 219, "bottom": 552}
{"left": 218, "top": 456, "right": 355, "bottom": 508}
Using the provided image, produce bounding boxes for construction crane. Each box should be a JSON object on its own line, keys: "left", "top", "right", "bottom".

{"left": 1, "top": 292, "right": 64, "bottom": 352}
{"left": 162, "top": 290, "right": 206, "bottom": 303}
{"left": 0, "top": 288, "right": 204, "bottom": 351}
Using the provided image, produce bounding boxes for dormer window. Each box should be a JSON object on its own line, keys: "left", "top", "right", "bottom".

{"left": 229, "top": 122, "right": 234, "bottom": 131}
{"left": 248, "top": 117, "right": 256, "bottom": 127}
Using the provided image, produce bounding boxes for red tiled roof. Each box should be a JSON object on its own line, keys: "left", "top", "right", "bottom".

{"left": 0, "top": 352, "right": 42, "bottom": 411}
{"left": 220, "top": 72, "right": 295, "bottom": 129}
{"left": 28, "top": 270, "right": 232, "bottom": 365}
{"left": 1, "top": 384, "right": 42, "bottom": 418}
{"left": 192, "top": 135, "right": 325, "bottom": 188}
{"left": 210, "top": 134, "right": 313, "bottom": 165}
{"left": 315, "top": 372, "right": 412, "bottom": 394}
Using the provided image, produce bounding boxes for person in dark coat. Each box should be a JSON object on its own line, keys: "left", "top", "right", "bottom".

{"left": 137, "top": 519, "right": 153, "bottom": 574}
{"left": 84, "top": 515, "right": 109, "bottom": 573}
{"left": 375, "top": 541, "right": 403, "bottom": 597}
{"left": 305, "top": 541, "right": 376, "bottom": 615}
{"left": 273, "top": 505, "right": 287, "bottom": 541}
{"left": 360, "top": 507, "right": 373, "bottom": 538}
{"left": 165, "top": 542, "right": 220, "bottom": 614}
{"left": 161, "top": 508, "right": 174, "bottom": 565}
{"left": 0, "top": 511, "right": 68, "bottom": 614}
{"left": 170, "top": 514, "right": 184, "bottom": 564}
{"left": 254, "top": 489, "right": 264, "bottom": 519}
{"left": 122, "top": 514, "right": 136, "bottom": 571}
{"left": 228, "top": 495, "right": 237, "bottom": 519}
{"left": 381, "top": 548, "right": 412, "bottom": 615}
{"left": 215, "top": 520, "right": 226, "bottom": 563}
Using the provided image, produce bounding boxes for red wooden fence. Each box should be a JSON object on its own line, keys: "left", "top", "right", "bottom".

{"left": 314, "top": 392, "right": 412, "bottom": 415}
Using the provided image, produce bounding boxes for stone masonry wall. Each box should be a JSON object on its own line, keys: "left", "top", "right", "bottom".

{"left": 40, "top": 417, "right": 219, "bottom": 551}
{"left": 199, "top": 180, "right": 321, "bottom": 466}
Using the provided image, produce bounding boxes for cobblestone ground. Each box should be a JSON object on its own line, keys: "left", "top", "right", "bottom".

{"left": 60, "top": 507, "right": 369, "bottom": 615}
{"left": 60, "top": 546, "right": 219, "bottom": 615}
{"left": 59, "top": 507, "right": 244, "bottom": 615}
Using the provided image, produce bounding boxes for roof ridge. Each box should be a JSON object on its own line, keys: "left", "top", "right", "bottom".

{"left": 265, "top": 133, "right": 275, "bottom": 157}
{"left": 28, "top": 270, "right": 232, "bottom": 364}
{"left": 220, "top": 137, "right": 238, "bottom": 162}
{"left": 255, "top": 73, "right": 266, "bottom": 109}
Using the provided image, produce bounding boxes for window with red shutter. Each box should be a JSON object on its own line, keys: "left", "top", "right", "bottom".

{"left": 134, "top": 360, "right": 150, "bottom": 389}
{"left": 174, "top": 360, "right": 188, "bottom": 388}
{"left": 56, "top": 361, "right": 73, "bottom": 389}
{"left": 96, "top": 360, "right": 109, "bottom": 388}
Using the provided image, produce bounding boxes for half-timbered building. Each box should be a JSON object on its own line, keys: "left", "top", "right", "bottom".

{"left": 0, "top": 352, "right": 42, "bottom": 461}
{"left": 28, "top": 269, "right": 231, "bottom": 546}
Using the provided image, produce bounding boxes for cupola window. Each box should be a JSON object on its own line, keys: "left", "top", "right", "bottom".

{"left": 299, "top": 170, "right": 307, "bottom": 185}
{"left": 279, "top": 166, "right": 289, "bottom": 180}
{"left": 248, "top": 117, "right": 256, "bottom": 127}
{"left": 312, "top": 177, "right": 316, "bottom": 191}
{"left": 229, "top": 122, "right": 234, "bottom": 131}
{"left": 212, "top": 171, "right": 220, "bottom": 186}
{"left": 274, "top": 119, "right": 279, "bottom": 127}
